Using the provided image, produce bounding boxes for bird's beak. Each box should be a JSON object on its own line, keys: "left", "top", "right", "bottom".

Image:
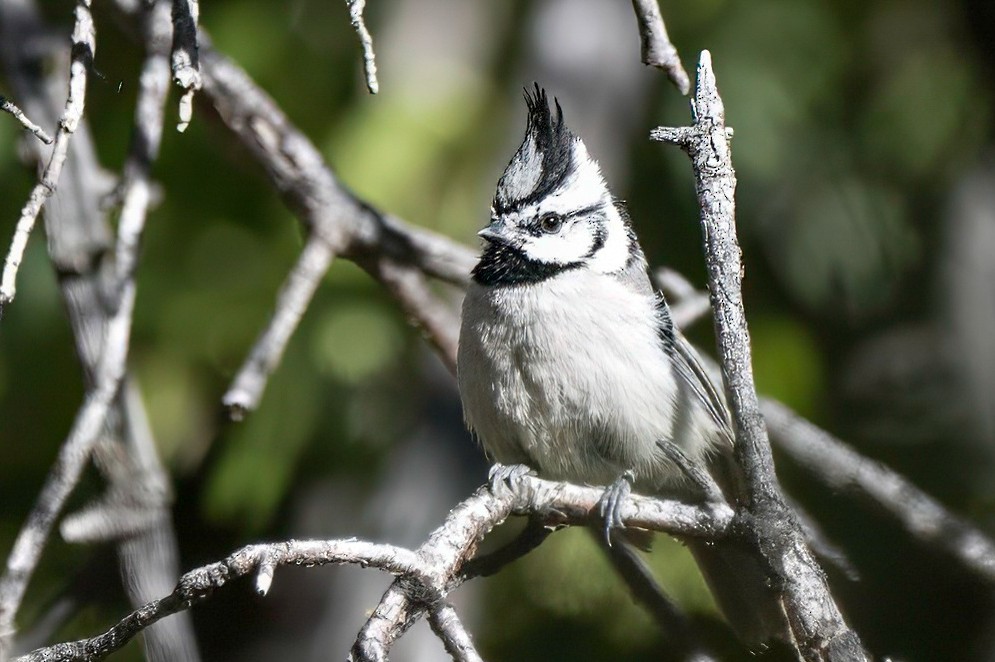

{"left": 477, "top": 221, "right": 507, "bottom": 245}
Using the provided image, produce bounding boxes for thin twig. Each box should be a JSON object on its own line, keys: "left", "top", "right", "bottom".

{"left": 345, "top": 0, "right": 379, "bottom": 94}
{"left": 764, "top": 398, "right": 995, "bottom": 583}
{"left": 652, "top": 51, "right": 867, "bottom": 660}
{"left": 196, "top": 40, "right": 474, "bottom": 416}
{"left": 369, "top": 258, "right": 460, "bottom": 376}
{"left": 170, "top": 0, "right": 200, "bottom": 132}
{"left": 0, "top": 0, "right": 95, "bottom": 314}
{"left": 0, "top": 94, "right": 52, "bottom": 144}
{"left": 0, "top": 282, "right": 134, "bottom": 651}
{"left": 630, "top": 0, "right": 690, "bottom": 95}
{"left": 222, "top": 236, "right": 336, "bottom": 419}
{"left": 599, "top": 539, "right": 718, "bottom": 662}
{"left": 654, "top": 266, "right": 711, "bottom": 330}
{"left": 427, "top": 604, "right": 483, "bottom": 662}
{"left": 459, "top": 517, "right": 553, "bottom": 580}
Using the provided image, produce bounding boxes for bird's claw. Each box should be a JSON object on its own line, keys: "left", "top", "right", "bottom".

{"left": 598, "top": 470, "right": 635, "bottom": 546}
{"left": 488, "top": 463, "right": 534, "bottom": 495}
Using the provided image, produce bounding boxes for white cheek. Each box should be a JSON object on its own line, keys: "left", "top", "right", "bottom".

{"left": 525, "top": 227, "right": 593, "bottom": 264}
{"left": 587, "top": 208, "right": 632, "bottom": 273}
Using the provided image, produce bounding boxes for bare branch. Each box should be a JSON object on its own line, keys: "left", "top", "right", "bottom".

{"left": 427, "top": 604, "right": 483, "bottom": 662}
{"left": 192, "top": 39, "right": 474, "bottom": 415}
{"left": 654, "top": 266, "right": 711, "bottom": 330}
{"left": 459, "top": 517, "right": 553, "bottom": 580}
{"left": 170, "top": 0, "right": 200, "bottom": 132}
{"left": 599, "top": 539, "right": 717, "bottom": 662}
{"left": 0, "top": 94, "right": 52, "bottom": 144}
{"left": 652, "top": 51, "right": 867, "bottom": 659}
{"left": 17, "top": 478, "right": 730, "bottom": 662}
{"left": 345, "top": 0, "right": 379, "bottom": 94}
{"left": 630, "top": 0, "right": 690, "bottom": 95}
{"left": 351, "top": 478, "right": 732, "bottom": 659}
{"left": 222, "top": 236, "right": 337, "bottom": 418}
{"left": 764, "top": 398, "right": 995, "bottom": 584}
{"left": 0, "top": 282, "right": 134, "bottom": 648}
{"left": 370, "top": 258, "right": 460, "bottom": 375}
{"left": 0, "top": 0, "right": 95, "bottom": 314}
{"left": 14, "top": 540, "right": 421, "bottom": 662}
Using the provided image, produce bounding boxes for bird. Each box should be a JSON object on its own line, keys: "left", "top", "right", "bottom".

{"left": 457, "top": 84, "right": 733, "bottom": 517}
{"left": 456, "top": 85, "right": 787, "bottom": 647}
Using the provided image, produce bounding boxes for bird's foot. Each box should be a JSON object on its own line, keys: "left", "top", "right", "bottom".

{"left": 488, "top": 463, "right": 534, "bottom": 495}
{"left": 597, "top": 470, "right": 635, "bottom": 546}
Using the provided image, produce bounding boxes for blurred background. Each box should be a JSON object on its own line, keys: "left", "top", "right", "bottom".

{"left": 2, "top": 0, "right": 995, "bottom": 659}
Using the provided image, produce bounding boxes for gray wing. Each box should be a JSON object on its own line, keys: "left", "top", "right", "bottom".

{"left": 656, "top": 296, "right": 735, "bottom": 445}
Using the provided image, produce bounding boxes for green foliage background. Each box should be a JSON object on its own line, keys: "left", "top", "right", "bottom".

{"left": 2, "top": 0, "right": 994, "bottom": 659}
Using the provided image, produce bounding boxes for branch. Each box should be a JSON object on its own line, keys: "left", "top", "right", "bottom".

{"left": 193, "top": 37, "right": 474, "bottom": 415}
{"left": 345, "top": 0, "right": 379, "bottom": 94}
{"left": 427, "top": 604, "right": 483, "bottom": 662}
{"left": 222, "top": 236, "right": 336, "bottom": 418}
{"left": 652, "top": 52, "right": 867, "bottom": 659}
{"left": 13, "top": 540, "right": 421, "bottom": 662}
{"left": 0, "top": 0, "right": 95, "bottom": 315}
{"left": 17, "top": 478, "right": 731, "bottom": 662}
{"left": 653, "top": 266, "right": 712, "bottom": 330}
{"left": 0, "top": 94, "right": 52, "bottom": 144}
{"left": 170, "top": 0, "right": 200, "bottom": 132}
{"left": 0, "top": 282, "right": 134, "bottom": 650}
{"left": 763, "top": 398, "right": 995, "bottom": 583}
{"left": 598, "top": 539, "right": 718, "bottom": 662}
{"left": 630, "top": 0, "right": 690, "bottom": 95}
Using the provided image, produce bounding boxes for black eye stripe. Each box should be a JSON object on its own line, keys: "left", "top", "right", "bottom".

{"left": 521, "top": 202, "right": 605, "bottom": 236}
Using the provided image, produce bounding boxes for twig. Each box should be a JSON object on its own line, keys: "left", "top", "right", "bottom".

{"left": 764, "top": 398, "right": 995, "bottom": 583}
{"left": 170, "top": 0, "right": 200, "bottom": 132}
{"left": 370, "top": 258, "right": 460, "bottom": 376}
{"left": 0, "top": 94, "right": 52, "bottom": 144}
{"left": 629, "top": 0, "right": 690, "bottom": 95}
{"left": 17, "top": 478, "right": 731, "bottom": 662}
{"left": 222, "top": 236, "right": 336, "bottom": 418}
{"left": 345, "top": 0, "right": 379, "bottom": 94}
{"left": 654, "top": 266, "right": 711, "bottom": 330}
{"left": 0, "top": 282, "right": 134, "bottom": 652}
{"left": 599, "top": 539, "right": 717, "bottom": 662}
{"left": 0, "top": 0, "right": 95, "bottom": 314}
{"left": 459, "top": 517, "right": 553, "bottom": 580}
{"left": 427, "top": 604, "right": 483, "bottom": 662}
{"left": 195, "top": 40, "right": 474, "bottom": 416}
{"left": 651, "top": 51, "right": 867, "bottom": 659}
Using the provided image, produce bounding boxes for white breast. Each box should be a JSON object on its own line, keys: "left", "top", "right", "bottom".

{"left": 457, "top": 270, "right": 715, "bottom": 491}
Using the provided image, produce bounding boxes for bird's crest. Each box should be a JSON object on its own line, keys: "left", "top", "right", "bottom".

{"left": 494, "top": 83, "right": 579, "bottom": 214}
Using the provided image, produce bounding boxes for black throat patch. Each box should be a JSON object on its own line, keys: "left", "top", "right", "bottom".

{"left": 471, "top": 242, "right": 580, "bottom": 287}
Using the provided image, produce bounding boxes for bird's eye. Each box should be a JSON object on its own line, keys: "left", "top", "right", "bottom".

{"left": 539, "top": 213, "right": 563, "bottom": 234}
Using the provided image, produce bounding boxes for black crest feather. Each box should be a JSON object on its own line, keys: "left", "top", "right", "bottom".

{"left": 493, "top": 83, "right": 578, "bottom": 214}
